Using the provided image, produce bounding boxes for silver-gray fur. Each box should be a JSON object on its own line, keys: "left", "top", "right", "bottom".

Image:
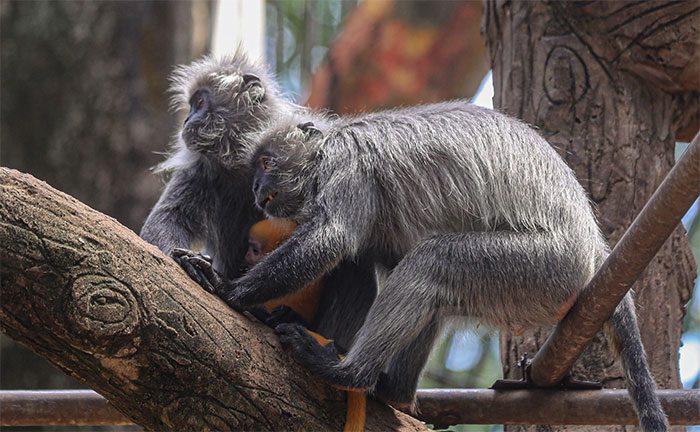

{"left": 218, "top": 103, "right": 667, "bottom": 431}
{"left": 139, "top": 51, "right": 377, "bottom": 349}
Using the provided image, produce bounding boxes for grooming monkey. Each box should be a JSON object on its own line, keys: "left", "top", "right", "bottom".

{"left": 182, "top": 109, "right": 669, "bottom": 432}
{"left": 139, "top": 51, "right": 377, "bottom": 350}
{"left": 245, "top": 219, "right": 367, "bottom": 432}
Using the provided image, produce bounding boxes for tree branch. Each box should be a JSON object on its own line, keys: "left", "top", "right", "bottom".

{"left": 0, "top": 167, "right": 426, "bottom": 432}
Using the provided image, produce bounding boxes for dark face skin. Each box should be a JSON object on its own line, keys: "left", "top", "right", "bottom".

{"left": 251, "top": 151, "right": 304, "bottom": 219}
{"left": 180, "top": 74, "right": 264, "bottom": 155}
{"left": 244, "top": 238, "right": 264, "bottom": 268}
{"left": 181, "top": 88, "right": 213, "bottom": 147}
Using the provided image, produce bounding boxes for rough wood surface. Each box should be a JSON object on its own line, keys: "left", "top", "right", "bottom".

{"left": 484, "top": 1, "right": 697, "bottom": 431}
{"left": 0, "top": 168, "right": 427, "bottom": 432}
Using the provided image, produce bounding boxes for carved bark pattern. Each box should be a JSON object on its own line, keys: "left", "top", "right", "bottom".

{"left": 0, "top": 168, "right": 426, "bottom": 432}
{"left": 485, "top": 1, "right": 696, "bottom": 431}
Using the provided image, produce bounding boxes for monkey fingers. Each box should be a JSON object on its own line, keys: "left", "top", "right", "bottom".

{"left": 248, "top": 306, "right": 272, "bottom": 323}
{"left": 276, "top": 324, "right": 367, "bottom": 392}
{"left": 173, "top": 254, "right": 215, "bottom": 292}
{"left": 266, "top": 305, "right": 311, "bottom": 328}
{"left": 171, "top": 248, "right": 213, "bottom": 264}
{"left": 184, "top": 255, "right": 225, "bottom": 294}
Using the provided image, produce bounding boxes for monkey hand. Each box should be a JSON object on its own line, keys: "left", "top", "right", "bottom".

{"left": 171, "top": 248, "right": 213, "bottom": 288}
{"left": 265, "top": 306, "right": 311, "bottom": 328}
{"left": 276, "top": 323, "right": 341, "bottom": 365}
{"left": 172, "top": 249, "right": 224, "bottom": 295}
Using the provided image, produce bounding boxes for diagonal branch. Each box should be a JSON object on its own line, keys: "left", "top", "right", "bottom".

{"left": 0, "top": 167, "right": 426, "bottom": 432}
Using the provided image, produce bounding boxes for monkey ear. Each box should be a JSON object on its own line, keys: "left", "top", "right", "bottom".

{"left": 242, "top": 73, "right": 265, "bottom": 103}
{"left": 297, "top": 122, "right": 323, "bottom": 138}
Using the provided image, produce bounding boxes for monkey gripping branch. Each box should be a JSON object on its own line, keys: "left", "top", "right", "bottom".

{"left": 0, "top": 167, "right": 427, "bottom": 432}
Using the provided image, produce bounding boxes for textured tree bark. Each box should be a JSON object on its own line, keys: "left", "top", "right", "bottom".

{"left": 0, "top": 168, "right": 427, "bottom": 432}
{"left": 0, "top": 0, "right": 214, "bottom": 399}
{"left": 305, "top": 0, "right": 488, "bottom": 113}
{"left": 484, "top": 1, "right": 698, "bottom": 431}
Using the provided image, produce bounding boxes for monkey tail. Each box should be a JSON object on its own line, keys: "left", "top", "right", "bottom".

{"left": 604, "top": 293, "right": 669, "bottom": 432}
{"left": 342, "top": 391, "right": 366, "bottom": 432}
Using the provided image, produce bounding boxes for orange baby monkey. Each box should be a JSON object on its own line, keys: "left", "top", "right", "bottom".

{"left": 245, "top": 219, "right": 366, "bottom": 432}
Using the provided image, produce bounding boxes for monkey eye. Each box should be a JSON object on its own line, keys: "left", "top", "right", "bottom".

{"left": 195, "top": 98, "right": 204, "bottom": 110}
{"left": 259, "top": 155, "right": 275, "bottom": 171}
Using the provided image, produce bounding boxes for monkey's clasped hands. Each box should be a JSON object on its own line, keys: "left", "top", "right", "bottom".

{"left": 172, "top": 249, "right": 225, "bottom": 295}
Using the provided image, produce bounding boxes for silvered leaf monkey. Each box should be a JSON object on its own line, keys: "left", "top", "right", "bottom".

{"left": 245, "top": 218, "right": 366, "bottom": 432}
{"left": 139, "top": 51, "right": 377, "bottom": 349}
{"left": 182, "top": 107, "right": 669, "bottom": 432}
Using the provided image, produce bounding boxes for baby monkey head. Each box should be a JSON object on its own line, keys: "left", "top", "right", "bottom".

{"left": 170, "top": 50, "right": 284, "bottom": 162}
{"left": 248, "top": 121, "right": 323, "bottom": 219}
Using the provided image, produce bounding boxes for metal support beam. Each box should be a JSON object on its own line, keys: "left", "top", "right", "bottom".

{"left": 1, "top": 389, "right": 698, "bottom": 427}
{"left": 529, "top": 132, "right": 700, "bottom": 387}
{"left": 0, "top": 390, "right": 132, "bottom": 426}
{"left": 414, "top": 389, "right": 700, "bottom": 426}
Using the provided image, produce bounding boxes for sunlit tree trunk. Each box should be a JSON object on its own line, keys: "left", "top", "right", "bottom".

{"left": 484, "top": 1, "right": 698, "bottom": 430}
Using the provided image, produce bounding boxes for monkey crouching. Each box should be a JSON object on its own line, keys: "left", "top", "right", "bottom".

{"left": 180, "top": 104, "right": 668, "bottom": 432}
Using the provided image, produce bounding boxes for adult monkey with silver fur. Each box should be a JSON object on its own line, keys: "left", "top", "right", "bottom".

{"left": 183, "top": 106, "right": 669, "bottom": 432}
{"left": 140, "top": 52, "right": 377, "bottom": 349}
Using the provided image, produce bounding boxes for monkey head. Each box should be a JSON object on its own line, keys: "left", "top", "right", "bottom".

{"left": 244, "top": 219, "right": 297, "bottom": 268}
{"left": 247, "top": 120, "right": 324, "bottom": 219}
{"left": 168, "top": 50, "right": 287, "bottom": 163}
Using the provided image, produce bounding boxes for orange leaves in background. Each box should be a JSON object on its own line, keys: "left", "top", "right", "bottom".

{"left": 306, "top": 0, "right": 488, "bottom": 114}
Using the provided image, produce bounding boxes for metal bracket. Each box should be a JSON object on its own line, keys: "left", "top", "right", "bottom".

{"left": 490, "top": 354, "right": 602, "bottom": 390}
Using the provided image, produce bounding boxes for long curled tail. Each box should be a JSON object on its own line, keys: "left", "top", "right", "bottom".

{"left": 604, "top": 293, "right": 668, "bottom": 431}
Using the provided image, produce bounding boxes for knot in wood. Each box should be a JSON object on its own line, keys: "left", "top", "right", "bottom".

{"left": 68, "top": 275, "right": 141, "bottom": 355}
{"left": 544, "top": 45, "right": 589, "bottom": 104}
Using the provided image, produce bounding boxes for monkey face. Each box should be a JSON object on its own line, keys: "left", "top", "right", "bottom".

{"left": 170, "top": 53, "right": 278, "bottom": 162}
{"left": 251, "top": 151, "right": 305, "bottom": 219}
{"left": 180, "top": 74, "right": 265, "bottom": 157}
{"left": 245, "top": 119, "right": 325, "bottom": 219}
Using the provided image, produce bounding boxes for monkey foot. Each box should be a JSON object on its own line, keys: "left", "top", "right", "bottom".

{"left": 276, "top": 323, "right": 369, "bottom": 389}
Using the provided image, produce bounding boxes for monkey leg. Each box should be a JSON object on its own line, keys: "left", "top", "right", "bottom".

{"left": 280, "top": 231, "right": 593, "bottom": 394}
{"left": 373, "top": 316, "right": 441, "bottom": 411}
{"left": 315, "top": 257, "right": 378, "bottom": 350}
{"left": 278, "top": 247, "right": 440, "bottom": 391}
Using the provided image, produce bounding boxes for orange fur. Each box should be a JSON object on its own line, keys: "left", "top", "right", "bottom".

{"left": 247, "top": 219, "right": 367, "bottom": 431}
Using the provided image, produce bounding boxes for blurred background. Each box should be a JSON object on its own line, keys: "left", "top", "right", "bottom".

{"left": 1, "top": 1, "right": 698, "bottom": 431}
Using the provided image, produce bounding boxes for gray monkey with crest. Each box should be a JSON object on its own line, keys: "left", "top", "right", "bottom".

{"left": 182, "top": 104, "right": 669, "bottom": 432}
{"left": 140, "top": 51, "right": 377, "bottom": 350}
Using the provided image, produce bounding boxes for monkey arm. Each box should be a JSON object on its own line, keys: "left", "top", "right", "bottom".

{"left": 185, "top": 219, "right": 350, "bottom": 309}
{"left": 233, "top": 219, "right": 350, "bottom": 306}
{"left": 140, "top": 167, "right": 208, "bottom": 254}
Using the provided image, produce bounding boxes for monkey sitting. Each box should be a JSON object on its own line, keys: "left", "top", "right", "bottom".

{"left": 244, "top": 219, "right": 366, "bottom": 432}
{"left": 180, "top": 106, "right": 668, "bottom": 432}
{"left": 140, "top": 51, "right": 377, "bottom": 351}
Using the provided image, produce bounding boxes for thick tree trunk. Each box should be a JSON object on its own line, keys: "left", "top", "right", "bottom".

{"left": 484, "top": 1, "right": 698, "bottom": 431}
{"left": 0, "top": 168, "right": 427, "bottom": 432}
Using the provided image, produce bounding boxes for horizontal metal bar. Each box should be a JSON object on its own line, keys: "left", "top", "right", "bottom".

{"left": 0, "top": 390, "right": 131, "bottom": 426}
{"left": 529, "top": 132, "right": 700, "bottom": 386}
{"left": 1, "top": 389, "right": 698, "bottom": 426}
{"left": 414, "top": 389, "right": 700, "bottom": 426}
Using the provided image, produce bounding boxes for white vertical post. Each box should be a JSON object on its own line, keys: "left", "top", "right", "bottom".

{"left": 212, "top": 0, "right": 266, "bottom": 60}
